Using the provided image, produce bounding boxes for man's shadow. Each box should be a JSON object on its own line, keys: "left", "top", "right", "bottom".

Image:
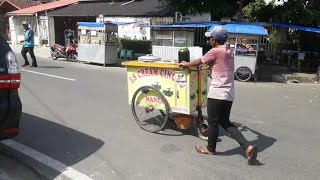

{"left": 217, "top": 122, "right": 277, "bottom": 166}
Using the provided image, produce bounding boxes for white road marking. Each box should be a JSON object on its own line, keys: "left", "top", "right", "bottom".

{"left": 20, "top": 69, "right": 76, "bottom": 81}
{"left": 2, "top": 140, "right": 93, "bottom": 180}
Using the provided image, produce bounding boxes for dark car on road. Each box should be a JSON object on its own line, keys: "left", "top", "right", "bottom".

{"left": 0, "top": 34, "right": 22, "bottom": 140}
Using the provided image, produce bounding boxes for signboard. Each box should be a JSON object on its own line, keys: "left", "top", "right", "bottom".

{"left": 126, "top": 65, "right": 207, "bottom": 114}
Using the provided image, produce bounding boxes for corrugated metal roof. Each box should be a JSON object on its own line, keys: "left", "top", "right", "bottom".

{"left": 268, "top": 22, "right": 320, "bottom": 33}
{"left": 46, "top": 0, "right": 174, "bottom": 17}
{"left": 7, "top": 0, "right": 78, "bottom": 15}
{"left": 0, "top": 0, "right": 42, "bottom": 10}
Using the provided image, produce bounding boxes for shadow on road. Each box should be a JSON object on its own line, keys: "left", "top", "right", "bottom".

{"left": 218, "top": 122, "right": 277, "bottom": 166}
{"left": 11, "top": 112, "right": 104, "bottom": 176}
{"left": 158, "top": 119, "right": 276, "bottom": 166}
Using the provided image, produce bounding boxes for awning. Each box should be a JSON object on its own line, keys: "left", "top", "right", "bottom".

{"left": 77, "top": 22, "right": 135, "bottom": 27}
{"left": 149, "top": 22, "right": 268, "bottom": 35}
{"left": 150, "top": 22, "right": 215, "bottom": 28}
{"left": 268, "top": 22, "right": 320, "bottom": 34}
{"left": 207, "top": 23, "right": 268, "bottom": 36}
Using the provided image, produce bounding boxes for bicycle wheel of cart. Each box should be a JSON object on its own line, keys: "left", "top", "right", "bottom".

{"left": 236, "top": 66, "right": 252, "bottom": 82}
{"left": 131, "top": 86, "right": 170, "bottom": 133}
{"left": 196, "top": 116, "right": 209, "bottom": 141}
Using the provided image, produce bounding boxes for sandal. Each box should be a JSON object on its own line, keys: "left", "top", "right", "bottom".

{"left": 246, "top": 145, "right": 257, "bottom": 165}
{"left": 195, "top": 145, "right": 216, "bottom": 155}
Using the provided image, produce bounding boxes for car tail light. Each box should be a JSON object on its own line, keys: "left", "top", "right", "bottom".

{"left": 3, "top": 128, "right": 19, "bottom": 134}
{"left": 0, "top": 51, "right": 21, "bottom": 89}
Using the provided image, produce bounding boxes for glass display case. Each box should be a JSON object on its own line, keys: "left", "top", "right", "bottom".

{"left": 77, "top": 22, "right": 118, "bottom": 65}
{"left": 152, "top": 29, "right": 194, "bottom": 47}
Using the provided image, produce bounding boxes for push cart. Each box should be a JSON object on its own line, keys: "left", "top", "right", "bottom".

{"left": 122, "top": 60, "right": 209, "bottom": 140}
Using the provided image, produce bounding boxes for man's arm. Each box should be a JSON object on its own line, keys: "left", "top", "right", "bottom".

{"left": 179, "top": 58, "right": 202, "bottom": 68}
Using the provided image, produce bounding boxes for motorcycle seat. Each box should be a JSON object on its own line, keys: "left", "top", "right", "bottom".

{"left": 56, "top": 44, "right": 65, "bottom": 49}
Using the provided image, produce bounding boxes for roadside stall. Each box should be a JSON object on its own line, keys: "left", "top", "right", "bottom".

{"left": 122, "top": 60, "right": 209, "bottom": 140}
{"left": 207, "top": 23, "right": 268, "bottom": 82}
{"left": 77, "top": 22, "right": 118, "bottom": 65}
{"left": 149, "top": 22, "right": 268, "bottom": 82}
{"left": 149, "top": 23, "right": 213, "bottom": 62}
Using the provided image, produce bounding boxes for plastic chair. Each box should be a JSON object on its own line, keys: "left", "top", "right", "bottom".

{"left": 126, "top": 50, "right": 135, "bottom": 60}
{"left": 120, "top": 49, "right": 127, "bottom": 59}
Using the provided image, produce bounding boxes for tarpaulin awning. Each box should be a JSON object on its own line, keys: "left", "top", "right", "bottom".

{"left": 207, "top": 23, "right": 268, "bottom": 36}
{"left": 77, "top": 22, "right": 136, "bottom": 27}
{"left": 268, "top": 22, "right": 320, "bottom": 34}
{"left": 150, "top": 23, "right": 215, "bottom": 28}
{"left": 149, "top": 22, "right": 268, "bottom": 35}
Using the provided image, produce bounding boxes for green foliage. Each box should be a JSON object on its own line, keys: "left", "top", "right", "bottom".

{"left": 162, "top": 0, "right": 253, "bottom": 21}
{"left": 120, "top": 38, "right": 152, "bottom": 54}
{"left": 244, "top": 0, "right": 320, "bottom": 27}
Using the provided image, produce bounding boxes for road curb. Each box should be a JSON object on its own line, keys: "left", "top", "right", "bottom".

{"left": 0, "top": 142, "right": 71, "bottom": 180}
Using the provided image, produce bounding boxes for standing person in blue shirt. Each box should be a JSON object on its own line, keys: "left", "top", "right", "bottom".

{"left": 20, "top": 21, "right": 38, "bottom": 67}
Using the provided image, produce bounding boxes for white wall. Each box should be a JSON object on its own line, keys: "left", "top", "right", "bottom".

{"left": 96, "top": 16, "right": 174, "bottom": 40}
{"left": 10, "top": 16, "right": 39, "bottom": 46}
{"left": 48, "top": 16, "right": 55, "bottom": 46}
{"left": 177, "top": 13, "right": 211, "bottom": 23}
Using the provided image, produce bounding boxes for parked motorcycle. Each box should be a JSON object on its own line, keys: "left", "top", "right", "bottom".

{"left": 50, "top": 39, "right": 77, "bottom": 61}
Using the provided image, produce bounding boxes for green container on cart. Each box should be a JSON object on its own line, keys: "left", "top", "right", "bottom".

{"left": 126, "top": 50, "right": 135, "bottom": 60}
{"left": 120, "top": 49, "right": 127, "bottom": 59}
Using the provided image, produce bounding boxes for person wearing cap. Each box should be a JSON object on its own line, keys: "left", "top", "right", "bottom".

{"left": 179, "top": 26, "right": 257, "bottom": 165}
{"left": 20, "top": 21, "right": 38, "bottom": 67}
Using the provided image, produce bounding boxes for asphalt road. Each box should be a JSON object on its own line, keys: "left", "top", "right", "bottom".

{"left": 2, "top": 54, "right": 320, "bottom": 180}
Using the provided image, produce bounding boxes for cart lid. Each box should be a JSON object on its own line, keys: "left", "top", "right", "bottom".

{"left": 121, "top": 61, "right": 180, "bottom": 69}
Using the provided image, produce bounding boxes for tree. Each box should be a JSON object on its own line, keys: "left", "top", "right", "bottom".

{"left": 243, "top": 0, "right": 320, "bottom": 27}
{"left": 162, "top": 0, "right": 253, "bottom": 21}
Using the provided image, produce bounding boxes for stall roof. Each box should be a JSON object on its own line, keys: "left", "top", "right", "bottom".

{"left": 207, "top": 23, "right": 268, "bottom": 36}
{"left": 268, "top": 22, "right": 320, "bottom": 33}
{"left": 77, "top": 22, "right": 135, "bottom": 27}
{"left": 7, "top": 0, "right": 78, "bottom": 15}
{"left": 150, "top": 23, "right": 215, "bottom": 28}
{"left": 150, "top": 22, "right": 268, "bottom": 36}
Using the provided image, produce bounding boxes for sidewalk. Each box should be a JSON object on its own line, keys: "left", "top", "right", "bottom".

{"left": 10, "top": 44, "right": 51, "bottom": 59}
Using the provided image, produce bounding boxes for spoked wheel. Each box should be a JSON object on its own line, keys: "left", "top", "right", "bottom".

{"left": 51, "top": 51, "right": 58, "bottom": 60}
{"left": 67, "top": 53, "right": 77, "bottom": 61}
{"left": 131, "top": 86, "right": 170, "bottom": 133}
{"left": 236, "top": 67, "right": 252, "bottom": 82}
{"left": 196, "top": 116, "right": 208, "bottom": 141}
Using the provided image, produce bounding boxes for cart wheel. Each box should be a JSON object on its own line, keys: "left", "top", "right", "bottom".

{"left": 236, "top": 67, "right": 252, "bottom": 82}
{"left": 131, "top": 86, "right": 170, "bottom": 133}
{"left": 196, "top": 116, "right": 208, "bottom": 141}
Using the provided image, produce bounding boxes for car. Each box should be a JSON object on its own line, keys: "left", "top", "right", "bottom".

{"left": 0, "top": 33, "right": 22, "bottom": 140}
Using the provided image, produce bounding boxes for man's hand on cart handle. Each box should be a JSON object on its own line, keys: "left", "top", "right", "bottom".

{"left": 179, "top": 61, "right": 190, "bottom": 69}
{"left": 179, "top": 59, "right": 203, "bottom": 68}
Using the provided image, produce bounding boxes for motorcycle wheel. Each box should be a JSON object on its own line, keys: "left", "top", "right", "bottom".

{"left": 51, "top": 51, "right": 58, "bottom": 60}
{"left": 67, "top": 53, "right": 77, "bottom": 61}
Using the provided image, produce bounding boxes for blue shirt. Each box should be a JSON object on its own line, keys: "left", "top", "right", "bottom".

{"left": 23, "top": 29, "right": 34, "bottom": 47}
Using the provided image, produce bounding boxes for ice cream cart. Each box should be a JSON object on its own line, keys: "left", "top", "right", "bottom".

{"left": 207, "top": 23, "right": 268, "bottom": 82}
{"left": 77, "top": 22, "right": 118, "bottom": 65}
{"left": 122, "top": 60, "right": 209, "bottom": 140}
{"left": 228, "top": 34, "right": 260, "bottom": 82}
